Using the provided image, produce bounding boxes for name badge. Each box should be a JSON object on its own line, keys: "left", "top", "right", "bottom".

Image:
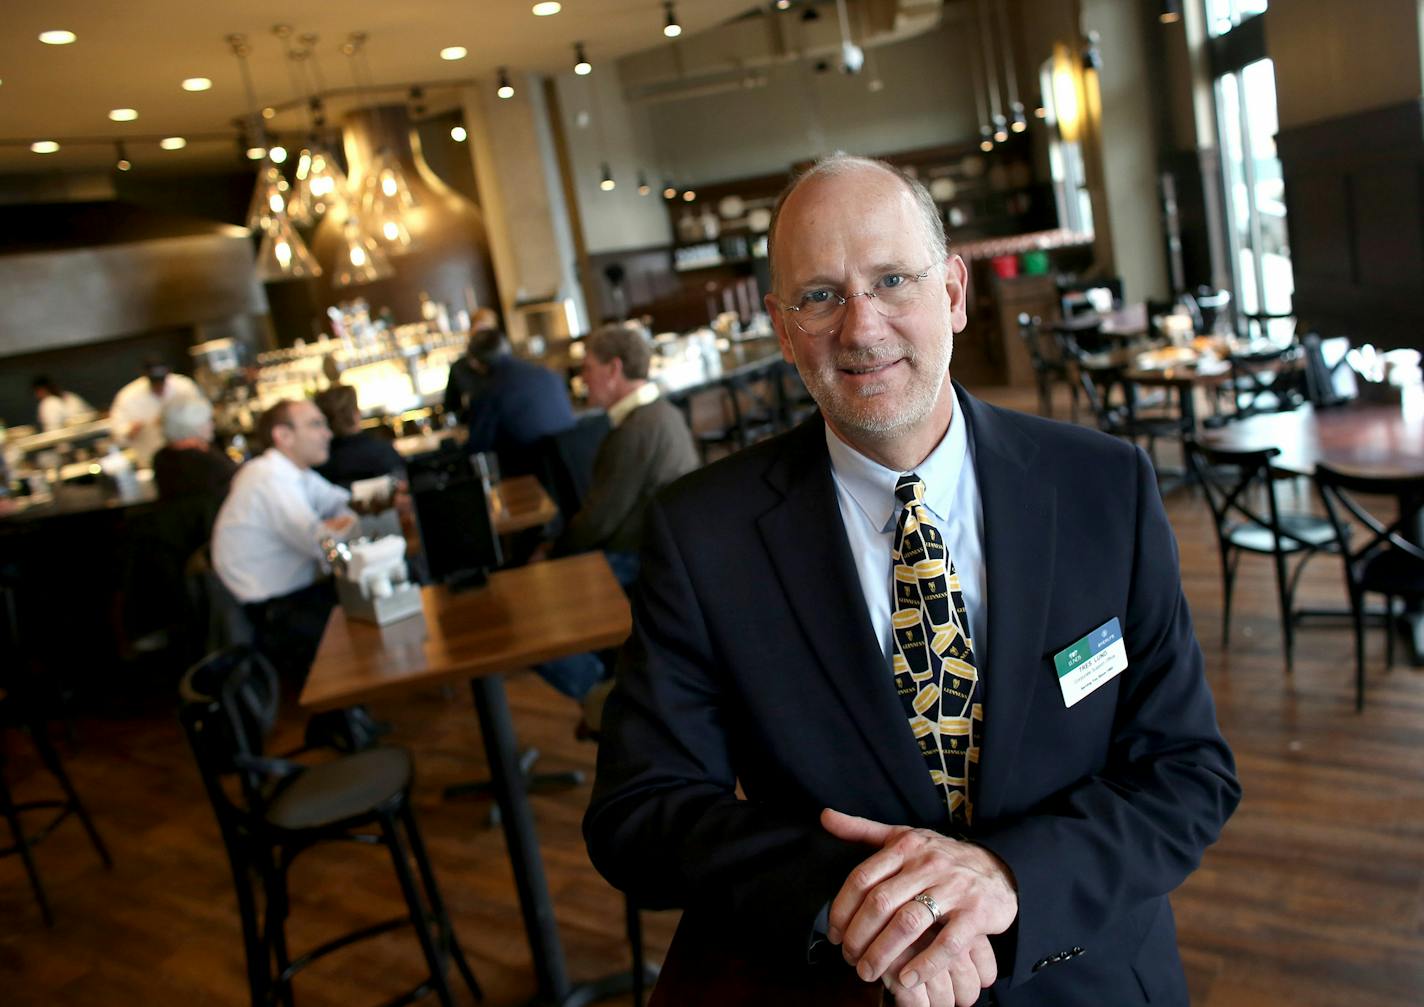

{"left": 1053, "top": 617, "right": 1128, "bottom": 708}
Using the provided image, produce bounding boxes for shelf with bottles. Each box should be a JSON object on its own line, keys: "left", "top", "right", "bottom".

{"left": 672, "top": 233, "right": 768, "bottom": 272}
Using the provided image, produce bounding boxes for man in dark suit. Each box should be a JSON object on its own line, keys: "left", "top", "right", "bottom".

{"left": 584, "top": 154, "right": 1239, "bottom": 1006}
{"left": 441, "top": 308, "right": 575, "bottom": 469}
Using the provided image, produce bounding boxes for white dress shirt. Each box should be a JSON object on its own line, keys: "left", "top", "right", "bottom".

{"left": 109, "top": 373, "right": 202, "bottom": 465}
{"left": 824, "top": 385, "right": 988, "bottom": 666}
{"left": 38, "top": 392, "right": 94, "bottom": 432}
{"left": 212, "top": 449, "right": 354, "bottom": 604}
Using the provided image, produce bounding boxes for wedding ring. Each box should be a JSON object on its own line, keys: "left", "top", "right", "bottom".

{"left": 912, "top": 891, "right": 941, "bottom": 924}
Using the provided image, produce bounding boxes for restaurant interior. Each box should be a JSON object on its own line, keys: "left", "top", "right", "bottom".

{"left": 2, "top": 0, "right": 1423, "bottom": 1004}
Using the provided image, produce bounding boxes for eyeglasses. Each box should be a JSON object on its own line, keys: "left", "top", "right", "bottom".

{"left": 777, "top": 264, "right": 940, "bottom": 337}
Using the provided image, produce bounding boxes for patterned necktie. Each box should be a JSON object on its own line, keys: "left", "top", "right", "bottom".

{"left": 890, "top": 474, "right": 982, "bottom": 827}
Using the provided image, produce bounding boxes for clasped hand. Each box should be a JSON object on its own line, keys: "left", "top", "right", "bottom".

{"left": 821, "top": 808, "right": 1018, "bottom": 1007}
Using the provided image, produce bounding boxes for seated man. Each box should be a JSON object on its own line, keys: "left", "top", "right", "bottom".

{"left": 534, "top": 322, "right": 698, "bottom": 701}
{"left": 314, "top": 384, "right": 405, "bottom": 489}
{"left": 442, "top": 308, "right": 575, "bottom": 472}
{"left": 154, "top": 395, "right": 236, "bottom": 502}
{"left": 551, "top": 320, "right": 699, "bottom": 585}
{"left": 211, "top": 399, "right": 357, "bottom": 683}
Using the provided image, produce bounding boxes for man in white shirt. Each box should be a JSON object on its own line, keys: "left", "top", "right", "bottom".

{"left": 212, "top": 399, "right": 356, "bottom": 681}
{"left": 109, "top": 359, "right": 203, "bottom": 466}
{"left": 32, "top": 376, "right": 94, "bottom": 432}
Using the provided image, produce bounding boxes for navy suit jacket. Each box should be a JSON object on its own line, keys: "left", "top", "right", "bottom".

{"left": 444, "top": 355, "right": 575, "bottom": 463}
{"left": 585, "top": 386, "right": 1240, "bottom": 1006}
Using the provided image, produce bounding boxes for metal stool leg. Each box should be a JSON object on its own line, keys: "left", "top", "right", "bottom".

{"left": 383, "top": 808, "right": 457, "bottom": 1007}
{"left": 401, "top": 803, "right": 483, "bottom": 1001}
{"left": 0, "top": 760, "right": 54, "bottom": 927}
{"left": 30, "top": 722, "right": 111, "bottom": 867}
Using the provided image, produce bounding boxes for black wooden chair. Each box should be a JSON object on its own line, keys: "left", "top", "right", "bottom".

{"left": 1059, "top": 333, "right": 1181, "bottom": 470}
{"left": 0, "top": 575, "right": 112, "bottom": 927}
{"left": 1302, "top": 333, "right": 1360, "bottom": 408}
{"left": 1017, "top": 313, "right": 1078, "bottom": 421}
{"left": 179, "top": 646, "right": 483, "bottom": 1007}
{"left": 1184, "top": 441, "right": 1340, "bottom": 671}
{"left": 1313, "top": 465, "right": 1424, "bottom": 711}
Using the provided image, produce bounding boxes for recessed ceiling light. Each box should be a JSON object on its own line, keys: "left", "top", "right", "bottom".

{"left": 261, "top": 106, "right": 276, "bottom": 120}
{"left": 160, "top": 136, "right": 187, "bottom": 150}
{"left": 441, "top": 46, "right": 468, "bottom": 61}
{"left": 182, "top": 77, "right": 212, "bottom": 92}
{"left": 31, "top": 141, "right": 60, "bottom": 154}
{"left": 109, "top": 108, "right": 139, "bottom": 122}
{"left": 450, "top": 126, "right": 468, "bottom": 141}
{"left": 268, "top": 145, "right": 288, "bottom": 164}
{"left": 246, "top": 146, "right": 267, "bottom": 160}
{"left": 39, "top": 30, "right": 77, "bottom": 45}
{"left": 532, "top": 2, "right": 562, "bottom": 15}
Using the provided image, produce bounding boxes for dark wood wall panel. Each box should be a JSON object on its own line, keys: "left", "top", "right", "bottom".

{"left": 1278, "top": 100, "right": 1423, "bottom": 348}
{"left": 1352, "top": 163, "right": 1423, "bottom": 292}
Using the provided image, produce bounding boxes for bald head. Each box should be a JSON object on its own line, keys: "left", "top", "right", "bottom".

{"left": 767, "top": 153, "right": 946, "bottom": 294}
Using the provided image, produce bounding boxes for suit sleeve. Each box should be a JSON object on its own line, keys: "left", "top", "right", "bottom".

{"left": 584, "top": 499, "right": 868, "bottom": 961}
{"left": 973, "top": 446, "right": 1241, "bottom": 988}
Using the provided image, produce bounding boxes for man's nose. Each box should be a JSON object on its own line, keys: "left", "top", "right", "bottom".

{"left": 836, "top": 291, "right": 887, "bottom": 345}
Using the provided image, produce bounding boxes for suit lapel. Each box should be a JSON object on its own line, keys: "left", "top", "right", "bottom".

{"left": 956, "top": 388, "right": 1057, "bottom": 825}
{"left": 756, "top": 420, "right": 945, "bottom": 823}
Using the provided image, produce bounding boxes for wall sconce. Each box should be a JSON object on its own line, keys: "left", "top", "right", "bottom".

{"left": 1051, "top": 42, "right": 1082, "bottom": 143}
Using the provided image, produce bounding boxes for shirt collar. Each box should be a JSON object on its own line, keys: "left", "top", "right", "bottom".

{"left": 824, "top": 385, "right": 969, "bottom": 533}
{"left": 607, "top": 381, "right": 660, "bottom": 428}
{"left": 263, "top": 447, "right": 307, "bottom": 480}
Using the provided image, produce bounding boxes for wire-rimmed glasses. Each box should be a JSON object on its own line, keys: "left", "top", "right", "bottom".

{"left": 777, "top": 263, "right": 941, "bottom": 337}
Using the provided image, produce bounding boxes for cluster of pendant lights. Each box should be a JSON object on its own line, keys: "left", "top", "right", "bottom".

{"left": 969, "top": 0, "right": 1029, "bottom": 153}
{"left": 238, "top": 31, "right": 417, "bottom": 287}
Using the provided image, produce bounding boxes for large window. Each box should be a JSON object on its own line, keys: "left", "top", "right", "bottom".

{"left": 1205, "top": 0, "right": 1269, "bottom": 37}
{"left": 1216, "top": 56, "right": 1293, "bottom": 315}
{"left": 1208, "top": 2, "right": 1293, "bottom": 318}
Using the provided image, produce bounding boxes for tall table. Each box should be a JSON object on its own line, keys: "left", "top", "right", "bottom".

{"left": 1201, "top": 400, "right": 1424, "bottom": 659}
{"left": 299, "top": 553, "right": 632, "bottom": 1006}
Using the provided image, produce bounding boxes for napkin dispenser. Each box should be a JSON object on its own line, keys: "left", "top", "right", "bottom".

{"left": 328, "top": 535, "right": 424, "bottom": 626}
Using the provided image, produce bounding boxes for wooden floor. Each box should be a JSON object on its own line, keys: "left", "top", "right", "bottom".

{"left": 5, "top": 384, "right": 1424, "bottom": 1006}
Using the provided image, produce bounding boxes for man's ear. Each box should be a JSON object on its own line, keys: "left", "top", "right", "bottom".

{"left": 945, "top": 254, "right": 970, "bottom": 332}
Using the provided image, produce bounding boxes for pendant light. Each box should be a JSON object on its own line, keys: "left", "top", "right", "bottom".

{"left": 332, "top": 214, "right": 394, "bottom": 288}
{"left": 976, "top": 0, "right": 1007, "bottom": 143}
{"left": 256, "top": 214, "right": 323, "bottom": 279}
{"left": 346, "top": 33, "right": 419, "bottom": 255}
{"left": 279, "top": 29, "right": 351, "bottom": 225}
{"left": 965, "top": 5, "right": 993, "bottom": 150}
{"left": 992, "top": 0, "right": 1028, "bottom": 133}
{"left": 230, "top": 33, "right": 322, "bottom": 281}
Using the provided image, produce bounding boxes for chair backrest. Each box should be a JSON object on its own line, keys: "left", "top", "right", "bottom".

{"left": 1313, "top": 464, "right": 1424, "bottom": 577}
{"left": 1190, "top": 287, "right": 1232, "bottom": 334}
{"left": 1302, "top": 334, "right": 1360, "bottom": 407}
{"left": 1017, "top": 313, "right": 1048, "bottom": 369}
{"left": 1057, "top": 276, "right": 1123, "bottom": 318}
{"left": 531, "top": 413, "right": 610, "bottom": 522}
{"left": 179, "top": 646, "right": 281, "bottom": 817}
{"left": 1184, "top": 440, "right": 1295, "bottom": 545}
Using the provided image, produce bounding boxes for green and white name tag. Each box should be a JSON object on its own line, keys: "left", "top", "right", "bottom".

{"left": 1053, "top": 617, "right": 1128, "bottom": 708}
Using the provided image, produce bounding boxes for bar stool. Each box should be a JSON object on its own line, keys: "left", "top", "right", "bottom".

{"left": 0, "top": 575, "right": 112, "bottom": 927}
{"left": 178, "top": 646, "right": 483, "bottom": 1007}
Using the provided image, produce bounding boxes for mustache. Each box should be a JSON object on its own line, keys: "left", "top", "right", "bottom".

{"left": 833, "top": 345, "right": 912, "bottom": 370}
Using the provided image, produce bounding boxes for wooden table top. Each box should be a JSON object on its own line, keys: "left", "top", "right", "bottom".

{"left": 298, "top": 551, "right": 631, "bottom": 711}
{"left": 490, "top": 475, "right": 559, "bottom": 534}
{"left": 1200, "top": 401, "right": 1424, "bottom": 477}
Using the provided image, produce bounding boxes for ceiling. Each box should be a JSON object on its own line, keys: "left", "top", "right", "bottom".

{"left": 0, "top": 0, "right": 757, "bottom": 174}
